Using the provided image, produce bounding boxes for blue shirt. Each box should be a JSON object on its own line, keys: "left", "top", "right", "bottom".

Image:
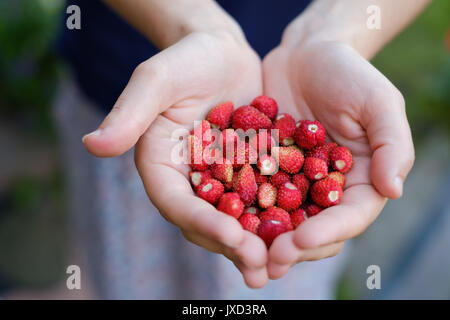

{"left": 58, "top": 0, "right": 311, "bottom": 113}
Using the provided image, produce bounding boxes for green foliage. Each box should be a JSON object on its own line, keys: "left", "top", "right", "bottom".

{"left": 0, "top": 0, "right": 64, "bottom": 135}
{"left": 372, "top": 0, "right": 450, "bottom": 136}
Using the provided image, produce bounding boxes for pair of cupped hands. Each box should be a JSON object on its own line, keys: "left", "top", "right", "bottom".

{"left": 83, "top": 30, "right": 414, "bottom": 288}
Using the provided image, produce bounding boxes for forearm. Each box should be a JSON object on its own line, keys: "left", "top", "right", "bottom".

{"left": 282, "top": 0, "right": 431, "bottom": 59}
{"left": 103, "top": 0, "right": 245, "bottom": 49}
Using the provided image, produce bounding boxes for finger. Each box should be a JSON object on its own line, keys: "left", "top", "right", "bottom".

{"left": 136, "top": 154, "right": 244, "bottom": 248}
{"left": 183, "top": 230, "right": 268, "bottom": 270}
{"left": 224, "top": 231, "right": 268, "bottom": 269}
{"left": 293, "top": 184, "right": 386, "bottom": 249}
{"left": 234, "top": 261, "right": 269, "bottom": 289}
{"left": 182, "top": 230, "right": 224, "bottom": 254}
{"left": 82, "top": 35, "right": 216, "bottom": 157}
{"left": 362, "top": 87, "right": 415, "bottom": 198}
{"left": 268, "top": 242, "right": 345, "bottom": 279}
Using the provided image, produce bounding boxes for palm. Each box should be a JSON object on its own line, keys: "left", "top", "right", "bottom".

{"left": 262, "top": 41, "right": 402, "bottom": 273}
{"left": 133, "top": 33, "right": 269, "bottom": 287}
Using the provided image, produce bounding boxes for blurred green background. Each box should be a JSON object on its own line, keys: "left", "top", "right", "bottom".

{"left": 0, "top": 0, "right": 448, "bottom": 298}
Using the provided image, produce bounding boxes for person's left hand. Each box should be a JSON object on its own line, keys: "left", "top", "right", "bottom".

{"left": 262, "top": 39, "right": 415, "bottom": 279}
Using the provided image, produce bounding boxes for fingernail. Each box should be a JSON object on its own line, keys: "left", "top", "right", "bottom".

{"left": 82, "top": 129, "right": 101, "bottom": 144}
{"left": 394, "top": 176, "right": 403, "bottom": 195}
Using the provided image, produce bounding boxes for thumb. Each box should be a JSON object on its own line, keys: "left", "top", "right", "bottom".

{"left": 82, "top": 56, "right": 170, "bottom": 157}
{"left": 364, "top": 88, "right": 415, "bottom": 199}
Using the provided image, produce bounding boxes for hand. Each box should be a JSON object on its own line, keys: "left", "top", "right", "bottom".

{"left": 82, "top": 31, "right": 270, "bottom": 288}
{"left": 262, "top": 39, "right": 415, "bottom": 279}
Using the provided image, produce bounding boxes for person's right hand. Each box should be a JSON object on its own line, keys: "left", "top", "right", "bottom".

{"left": 82, "top": 30, "right": 270, "bottom": 288}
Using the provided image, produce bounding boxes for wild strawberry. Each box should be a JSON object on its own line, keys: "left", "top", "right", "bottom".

{"left": 233, "top": 142, "right": 258, "bottom": 169}
{"left": 232, "top": 105, "right": 272, "bottom": 131}
{"left": 253, "top": 168, "right": 269, "bottom": 185}
{"left": 329, "top": 146, "right": 353, "bottom": 173}
{"left": 291, "top": 209, "right": 308, "bottom": 228}
{"left": 189, "top": 170, "right": 212, "bottom": 190}
{"left": 191, "top": 120, "right": 217, "bottom": 147}
{"left": 188, "top": 135, "right": 208, "bottom": 171}
{"left": 258, "top": 220, "right": 288, "bottom": 247}
{"left": 211, "top": 159, "right": 233, "bottom": 185}
{"left": 250, "top": 95, "right": 278, "bottom": 120}
{"left": 292, "top": 173, "right": 310, "bottom": 200}
{"left": 257, "top": 183, "right": 277, "bottom": 208}
{"left": 277, "top": 182, "right": 302, "bottom": 211}
{"left": 260, "top": 207, "right": 293, "bottom": 231}
{"left": 249, "top": 130, "right": 276, "bottom": 153}
{"left": 207, "top": 102, "right": 234, "bottom": 130}
{"left": 328, "top": 171, "right": 346, "bottom": 188}
{"left": 217, "top": 192, "right": 244, "bottom": 219}
{"left": 232, "top": 164, "right": 257, "bottom": 206}
{"left": 311, "top": 178, "right": 343, "bottom": 207}
{"left": 197, "top": 178, "right": 224, "bottom": 205}
{"left": 273, "top": 113, "right": 296, "bottom": 146}
{"left": 239, "top": 213, "right": 261, "bottom": 234}
{"left": 275, "top": 147, "right": 304, "bottom": 174}
{"left": 303, "top": 157, "right": 328, "bottom": 181}
{"left": 244, "top": 206, "right": 260, "bottom": 216}
{"left": 294, "top": 120, "right": 326, "bottom": 149}
{"left": 269, "top": 171, "right": 291, "bottom": 188}
{"left": 257, "top": 154, "right": 278, "bottom": 176}
{"left": 220, "top": 128, "right": 239, "bottom": 152}
{"left": 305, "top": 145, "right": 330, "bottom": 164}
{"left": 302, "top": 203, "right": 323, "bottom": 217}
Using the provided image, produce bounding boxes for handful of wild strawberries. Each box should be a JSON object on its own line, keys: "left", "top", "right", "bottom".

{"left": 187, "top": 96, "right": 353, "bottom": 247}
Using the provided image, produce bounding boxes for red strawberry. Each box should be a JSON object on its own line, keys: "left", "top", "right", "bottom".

{"left": 207, "top": 101, "right": 234, "bottom": 130}
{"left": 232, "top": 105, "right": 272, "bottom": 131}
{"left": 257, "top": 154, "right": 278, "bottom": 176}
{"left": 253, "top": 168, "right": 269, "bottom": 185}
{"left": 273, "top": 113, "right": 296, "bottom": 146}
{"left": 329, "top": 146, "right": 353, "bottom": 173}
{"left": 239, "top": 213, "right": 261, "bottom": 234}
{"left": 328, "top": 171, "right": 346, "bottom": 188}
{"left": 303, "top": 157, "right": 328, "bottom": 181}
{"left": 244, "top": 206, "right": 260, "bottom": 216}
{"left": 260, "top": 207, "right": 293, "bottom": 230}
{"left": 305, "top": 145, "right": 330, "bottom": 164}
{"left": 197, "top": 178, "right": 224, "bottom": 205}
{"left": 277, "top": 182, "right": 303, "bottom": 211}
{"left": 294, "top": 120, "right": 326, "bottom": 149}
{"left": 275, "top": 147, "right": 304, "bottom": 174}
{"left": 258, "top": 220, "right": 287, "bottom": 248}
{"left": 302, "top": 203, "right": 324, "bottom": 217}
{"left": 250, "top": 95, "right": 278, "bottom": 120}
{"left": 232, "top": 164, "right": 257, "bottom": 206}
{"left": 311, "top": 178, "right": 342, "bottom": 207}
{"left": 292, "top": 173, "right": 310, "bottom": 200}
{"left": 257, "top": 183, "right": 277, "bottom": 208}
{"left": 220, "top": 128, "right": 239, "bottom": 152}
{"left": 217, "top": 192, "right": 244, "bottom": 219}
{"left": 191, "top": 120, "right": 215, "bottom": 147}
{"left": 188, "top": 135, "right": 208, "bottom": 171}
{"left": 291, "top": 208, "right": 308, "bottom": 228}
{"left": 269, "top": 171, "right": 291, "bottom": 188}
{"left": 211, "top": 159, "right": 233, "bottom": 185}
{"left": 249, "top": 130, "right": 276, "bottom": 153}
{"left": 189, "top": 170, "right": 212, "bottom": 190}
{"left": 233, "top": 142, "right": 258, "bottom": 169}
